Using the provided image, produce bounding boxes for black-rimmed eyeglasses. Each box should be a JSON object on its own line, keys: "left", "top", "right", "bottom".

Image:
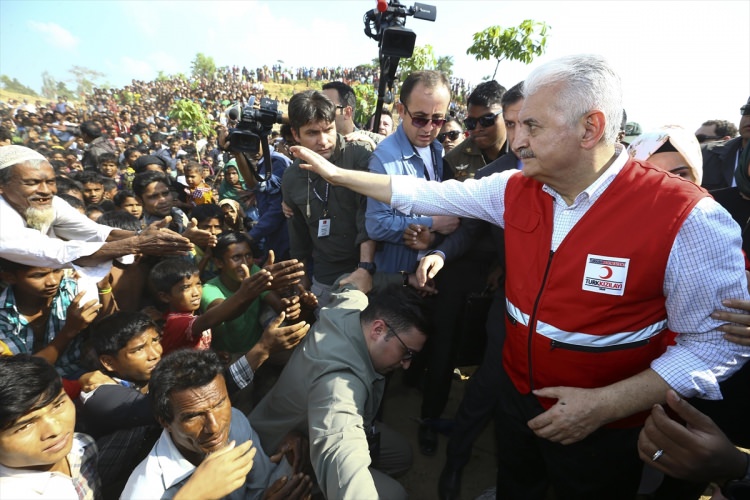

{"left": 383, "top": 320, "right": 417, "bottom": 360}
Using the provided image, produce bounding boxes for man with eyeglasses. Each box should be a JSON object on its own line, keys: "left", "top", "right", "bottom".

{"left": 322, "top": 81, "right": 384, "bottom": 148}
{"left": 444, "top": 80, "right": 509, "bottom": 181}
{"left": 695, "top": 119, "right": 738, "bottom": 145}
{"left": 701, "top": 97, "right": 750, "bottom": 190}
{"left": 250, "top": 276, "right": 431, "bottom": 500}
{"left": 365, "top": 70, "right": 459, "bottom": 275}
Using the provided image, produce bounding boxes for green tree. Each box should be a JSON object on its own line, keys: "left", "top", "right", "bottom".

{"left": 191, "top": 53, "right": 217, "bottom": 80}
{"left": 41, "top": 71, "right": 57, "bottom": 99}
{"left": 55, "top": 81, "right": 75, "bottom": 100}
{"left": 0, "top": 75, "right": 38, "bottom": 96}
{"left": 169, "top": 99, "right": 213, "bottom": 160}
{"left": 156, "top": 70, "right": 170, "bottom": 82}
{"left": 436, "top": 56, "right": 454, "bottom": 78}
{"left": 397, "top": 45, "right": 436, "bottom": 77}
{"left": 352, "top": 83, "right": 377, "bottom": 128}
{"left": 68, "top": 65, "right": 105, "bottom": 98}
{"left": 466, "top": 20, "right": 550, "bottom": 80}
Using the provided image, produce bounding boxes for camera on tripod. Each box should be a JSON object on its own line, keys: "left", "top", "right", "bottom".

{"left": 364, "top": 0, "right": 436, "bottom": 59}
{"left": 226, "top": 97, "right": 283, "bottom": 154}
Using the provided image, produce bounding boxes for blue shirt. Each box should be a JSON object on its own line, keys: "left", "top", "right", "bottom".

{"left": 0, "top": 277, "right": 84, "bottom": 378}
{"left": 250, "top": 151, "right": 290, "bottom": 260}
{"left": 366, "top": 123, "right": 445, "bottom": 273}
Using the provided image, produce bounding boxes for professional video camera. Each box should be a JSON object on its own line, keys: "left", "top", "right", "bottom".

{"left": 363, "top": 0, "right": 435, "bottom": 133}
{"left": 227, "top": 97, "right": 283, "bottom": 155}
{"left": 226, "top": 97, "right": 283, "bottom": 181}
{"left": 364, "top": 0, "right": 436, "bottom": 58}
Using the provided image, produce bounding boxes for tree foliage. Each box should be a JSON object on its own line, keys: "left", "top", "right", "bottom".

{"left": 397, "top": 45, "right": 436, "bottom": 76}
{"left": 169, "top": 99, "right": 213, "bottom": 158}
{"left": 352, "top": 83, "right": 377, "bottom": 128}
{"left": 436, "top": 56, "right": 454, "bottom": 78}
{"left": 191, "top": 53, "right": 217, "bottom": 80}
{"left": 69, "top": 65, "right": 105, "bottom": 98}
{"left": 0, "top": 75, "right": 38, "bottom": 96}
{"left": 466, "top": 20, "right": 550, "bottom": 80}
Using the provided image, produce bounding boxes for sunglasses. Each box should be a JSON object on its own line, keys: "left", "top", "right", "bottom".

{"left": 403, "top": 103, "right": 446, "bottom": 129}
{"left": 383, "top": 320, "right": 417, "bottom": 361}
{"left": 695, "top": 134, "right": 722, "bottom": 143}
{"left": 742, "top": 105, "right": 750, "bottom": 116}
{"left": 464, "top": 111, "right": 501, "bottom": 131}
{"left": 438, "top": 130, "right": 462, "bottom": 143}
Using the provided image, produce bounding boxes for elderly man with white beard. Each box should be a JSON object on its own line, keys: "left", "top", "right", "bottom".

{"left": 0, "top": 145, "right": 192, "bottom": 298}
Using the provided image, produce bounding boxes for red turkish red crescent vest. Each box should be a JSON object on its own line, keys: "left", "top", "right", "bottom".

{"left": 503, "top": 159, "right": 709, "bottom": 426}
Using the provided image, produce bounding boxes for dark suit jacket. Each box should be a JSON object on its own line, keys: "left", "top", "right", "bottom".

{"left": 701, "top": 136, "right": 744, "bottom": 190}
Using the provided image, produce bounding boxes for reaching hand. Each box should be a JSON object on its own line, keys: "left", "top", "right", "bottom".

{"left": 63, "top": 291, "right": 102, "bottom": 338}
{"left": 403, "top": 223, "right": 433, "bottom": 250}
{"left": 637, "top": 389, "right": 748, "bottom": 483}
{"left": 263, "top": 251, "right": 305, "bottom": 291}
{"left": 258, "top": 312, "right": 310, "bottom": 355}
{"left": 184, "top": 218, "right": 218, "bottom": 248}
{"left": 712, "top": 298, "right": 750, "bottom": 346}
{"left": 290, "top": 146, "right": 340, "bottom": 184}
{"left": 174, "top": 440, "right": 256, "bottom": 500}
{"left": 238, "top": 264, "right": 273, "bottom": 299}
{"left": 416, "top": 253, "right": 444, "bottom": 287}
{"left": 262, "top": 473, "right": 312, "bottom": 500}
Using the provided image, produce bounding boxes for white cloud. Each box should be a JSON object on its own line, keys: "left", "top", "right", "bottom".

{"left": 27, "top": 21, "right": 79, "bottom": 50}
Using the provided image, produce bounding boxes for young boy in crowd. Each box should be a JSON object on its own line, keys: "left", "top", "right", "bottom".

{"left": 75, "top": 171, "right": 106, "bottom": 207}
{"left": 184, "top": 160, "right": 213, "bottom": 206}
{"left": 97, "top": 152, "right": 121, "bottom": 188}
{"left": 190, "top": 203, "right": 225, "bottom": 281}
{"left": 202, "top": 232, "right": 316, "bottom": 356}
{"left": 0, "top": 355, "right": 101, "bottom": 499}
{"left": 149, "top": 257, "right": 281, "bottom": 355}
{"left": 0, "top": 258, "right": 106, "bottom": 378}
{"left": 113, "top": 189, "right": 143, "bottom": 221}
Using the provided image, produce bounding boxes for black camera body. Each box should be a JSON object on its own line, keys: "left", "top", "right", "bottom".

{"left": 227, "top": 98, "right": 283, "bottom": 154}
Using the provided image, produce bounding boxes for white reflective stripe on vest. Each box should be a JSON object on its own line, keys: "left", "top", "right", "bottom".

{"left": 506, "top": 298, "right": 668, "bottom": 348}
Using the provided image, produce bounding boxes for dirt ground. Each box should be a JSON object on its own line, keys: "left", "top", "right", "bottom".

{"left": 383, "top": 369, "right": 497, "bottom": 500}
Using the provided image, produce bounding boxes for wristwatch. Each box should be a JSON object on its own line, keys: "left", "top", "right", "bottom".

{"left": 722, "top": 452, "right": 750, "bottom": 500}
{"left": 357, "top": 262, "right": 376, "bottom": 275}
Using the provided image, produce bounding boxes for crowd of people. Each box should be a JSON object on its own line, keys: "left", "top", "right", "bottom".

{"left": 1, "top": 53, "right": 750, "bottom": 500}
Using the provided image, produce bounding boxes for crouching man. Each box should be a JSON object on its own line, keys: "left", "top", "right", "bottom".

{"left": 122, "top": 349, "right": 311, "bottom": 500}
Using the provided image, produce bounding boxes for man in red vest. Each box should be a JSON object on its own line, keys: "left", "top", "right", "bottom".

{"left": 287, "top": 54, "right": 750, "bottom": 500}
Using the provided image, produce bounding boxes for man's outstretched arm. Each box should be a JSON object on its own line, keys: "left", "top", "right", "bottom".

{"left": 291, "top": 146, "right": 392, "bottom": 204}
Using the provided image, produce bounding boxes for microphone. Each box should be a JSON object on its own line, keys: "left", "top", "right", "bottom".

{"left": 377, "top": 0, "right": 387, "bottom": 12}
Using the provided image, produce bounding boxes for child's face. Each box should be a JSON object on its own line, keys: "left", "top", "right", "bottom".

{"left": 119, "top": 196, "right": 143, "bottom": 218}
{"left": 100, "top": 327, "right": 163, "bottom": 384}
{"left": 99, "top": 162, "right": 118, "bottom": 178}
{"left": 163, "top": 273, "right": 203, "bottom": 312}
{"left": 197, "top": 217, "right": 223, "bottom": 237}
{"left": 217, "top": 242, "right": 253, "bottom": 283}
{"left": 0, "top": 389, "right": 76, "bottom": 470}
{"left": 3, "top": 268, "right": 64, "bottom": 299}
{"left": 225, "top": 167, "right": 239, "bottom": 186}
{"left": 185, "top": 170, "right": 203, "bottom": 189}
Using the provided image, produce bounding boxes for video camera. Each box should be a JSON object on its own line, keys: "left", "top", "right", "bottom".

{"left": 363, "top": 0, "right": 436, "bottom": 59}
{"left": 226, "top": 97, "right": 283, "bottom": 155}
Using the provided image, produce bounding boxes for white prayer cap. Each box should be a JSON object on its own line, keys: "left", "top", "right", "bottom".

{"left": 0, "top": 145, "right": 48, "bottom": 170}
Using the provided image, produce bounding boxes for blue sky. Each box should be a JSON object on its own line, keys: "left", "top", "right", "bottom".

{"left": 1, "top": 0, "right": 748, "bottom": 131}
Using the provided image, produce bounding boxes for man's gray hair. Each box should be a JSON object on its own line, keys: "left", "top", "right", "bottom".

{"left": 523, "top": 54, "right": 623, "bottom": 145}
